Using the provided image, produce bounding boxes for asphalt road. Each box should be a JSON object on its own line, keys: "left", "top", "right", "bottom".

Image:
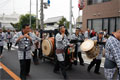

{"left": 0, "top": 46, "right": 106, "bottom": 80}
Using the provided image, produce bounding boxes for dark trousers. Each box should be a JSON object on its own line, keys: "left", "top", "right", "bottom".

{"left": 65, "top": 48, "right": 72, "bottom": 68}
{"left": 54, "top": 60, "right": 67, "bottom": 78}
{"left": 19, "top": 59, "right": 31, "bottom": 80}
{"left": 32, "top": 49, "right": 39, "bottom": 64}
{"left": 7, "top": 42, "right": 12, "bottom": 50}
{"left": 0, "top": 46, "right": 3, "bottom": 56}
{"left": 74, "top": 51, "right": 84, "bottom": 65}
{"left": 78, "top": 52, "right": 84, "bottom": 64}
{"left": 88, "top": 58, "right": 101, "bottom": 72}
{"left": 38, "top": 48, "right": 42, "bottom": 59}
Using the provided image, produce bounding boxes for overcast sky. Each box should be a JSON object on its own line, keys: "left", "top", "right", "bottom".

{"left": 0, "top": 0, "right": 82, "bottom": 21}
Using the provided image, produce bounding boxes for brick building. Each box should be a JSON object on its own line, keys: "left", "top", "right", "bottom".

{"left": 83, "top": 0, "right": 120, "bottom": 34}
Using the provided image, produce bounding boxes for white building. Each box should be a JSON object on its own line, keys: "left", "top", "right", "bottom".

{"left": 44, "top": 16, "right": 64, "bottom": 30}
{"left": 76, "top": 16, "right": 82, "bottom": 28}
{"left": 0, "top": 12, "right": 20, "bottom": 30}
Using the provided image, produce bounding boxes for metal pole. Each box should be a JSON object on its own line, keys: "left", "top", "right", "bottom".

{"left": 78, "top": 9, "right": 81, "bottom": 28}
{"left": 36, "top": 0, "right": 38, "bottom": 29}
{"left": 40, "top": 0, "right": 44, "bottom": 30}
{"left": 30, "top": 0, "right": 32, "bottom": 28}
{"left": 69, "top": 0, "right": 72, "bottom": 38}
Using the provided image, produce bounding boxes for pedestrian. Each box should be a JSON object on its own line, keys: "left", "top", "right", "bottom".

{"left": 31, "top": 30, "right": 41, "bottom": 65}
{"left": 87, "top": 31, "right": 106, "bottom": 74}
{"left": 53, "top": 25, "right": 72, "bottom": 79}
{"left": 71, "top": 28, "right": 84, "bottom": 66}
{"left": 35, "top": 30, "right": 42, "bottom": 59}
{"left": 0, "top": 28, "right": 5, "bottom": 58}
{"left": 84, "top": 28, "right": 90, "bottom": 39}
{"left": 90, "top": 28, "right": 96, "bottom": 38}
{"left": 13, "top": 24, "right": 34, "bottom": 80}
{"left": 6, "top": 29, "right": 13, "bottom": 50}
{"left": 104, "top": 30, "right": 120, "bottom": 80}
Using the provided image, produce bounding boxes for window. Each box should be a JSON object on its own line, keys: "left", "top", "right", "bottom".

{"left": 87, "top": 20, "right": 92, "bottom": 30}
{"left": 87, "top": 0, "right": 92, "bottom": 5}
{"left": 87, "top": 17, "right": 119, "bottom": 34}
{"left": 109, "top": 18, "right": 115, "bottom": 34}
{"left": 92, "top": 0, "right": 97, "bottom": 4}
{"left": 87, "top": 0, "right": 111, "bottom": 5}
{"left": 97, "top": 0, "right": 103, "bottom": 3}
{"left": 103, "top": 19, "right": 108, "bottom": 32}
{"left": 116, "top": 18, "right": 120, "bottom": 30}
{"left": 93, "top": 19, "right": 102, "bottom": 32}
{"left": 103, "top": 0, "right": 111, "bottom": 2}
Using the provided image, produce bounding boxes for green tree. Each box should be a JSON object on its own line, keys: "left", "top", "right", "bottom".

{"left": 19, "top": 14, "right": 36, "bottom": 30}
{"left": 2, "top": 26, "right": 6, "bottom": 32}
{"left": 57, "top": 17, "right": 70, "bottom": 29}
{"left": 11, "top": 14, "right": 37, "bottom": 31}
{"left": 10, "top": 23, "right": 20, "bottom": 30}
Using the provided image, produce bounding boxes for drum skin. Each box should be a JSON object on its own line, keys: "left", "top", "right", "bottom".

{"left": 80, "top": 39, "right": 94, "bottom": 52}
{"left": 80, "top": 39, "right": 99, "bottom": 59}
{"left": 42, "top": 37, "right": 54, "bottom": 56}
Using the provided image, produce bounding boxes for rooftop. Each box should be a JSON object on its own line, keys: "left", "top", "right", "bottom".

{"left": 44, "top": 16, "right": 63, "bottom": 24}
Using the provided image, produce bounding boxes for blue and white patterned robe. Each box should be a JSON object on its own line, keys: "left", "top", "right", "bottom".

{"left": 55, "top": 33, "right": 70, "bottom": 61}
{"left": 12, "top": 31, "right": 34, "bottom": 60}
{"left": 104, "top": 35, "right": 120, "bottom": 80}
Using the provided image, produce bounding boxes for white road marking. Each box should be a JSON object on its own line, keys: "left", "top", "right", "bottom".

{"left": 82, "top": 54, "right": 105, "bottom": 67}
{"left": 4, "top": 45, "right": 18, "bottom": 51}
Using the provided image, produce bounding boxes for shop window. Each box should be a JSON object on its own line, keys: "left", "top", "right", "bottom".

{"left": 93, "top": 19, "right": 102, "bottom": 32}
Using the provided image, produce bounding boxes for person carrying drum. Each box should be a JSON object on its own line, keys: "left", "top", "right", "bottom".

{"left": 0, "top": 28, "right": 6, "bottom": 58}
{"left": 13, "top": 24, "right": 34, "bottom": 80}
{"left": 104, "top": 30, "right": 120, "bottom": 80}
{"left": 87, "top": 31, "right": 106, "bottom": 74}
{"left": 5, "top": 29, "right": 13, "bottom": 50}
{"left": 71, "top": 28, "right": 84, "bottom": 66}
{"left": 54, "top": 25, "right": 73, "bottom": 79}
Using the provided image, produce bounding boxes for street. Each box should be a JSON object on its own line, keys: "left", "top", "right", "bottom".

{"left": 0, "top": 44, "right": 105, "bottom": 80}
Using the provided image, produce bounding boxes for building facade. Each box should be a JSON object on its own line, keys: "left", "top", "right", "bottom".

{"left": 0, "top": 12, "right": 20, "bottom": 30}
{"left": 44, "top": 16, "right": 64, "bottom": 30}
{"left": 83, "top": 0, "right": 120, "bottom": 34}
{"left": 76, "top": 16, "right": 82, "bottom": 28}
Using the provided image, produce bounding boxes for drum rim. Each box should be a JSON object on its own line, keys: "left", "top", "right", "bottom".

{"left": 86, "top": 46, "right": 100, "bottom": 59}
{"left": 47, "top": 39, "right": 53, "bottom": 53}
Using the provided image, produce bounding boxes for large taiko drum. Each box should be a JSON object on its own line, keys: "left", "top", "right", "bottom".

{"left": 42, "top": 37, "right": 54, "bottom": 56}
{"left": 80, "top": 39, "right": 99, "bottom": 59}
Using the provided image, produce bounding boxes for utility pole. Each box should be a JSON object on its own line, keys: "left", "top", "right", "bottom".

{"left": 30, "top": 0, "right": 32, "bottom": 28}
{"left": 69, "top": 0, "right": 72, "bottom": 38}
{"left": 40, "top": 0, "right": 44, "bottom": 30}
{"left": 36, "top": 0, "right": 38, "bottom": 29}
